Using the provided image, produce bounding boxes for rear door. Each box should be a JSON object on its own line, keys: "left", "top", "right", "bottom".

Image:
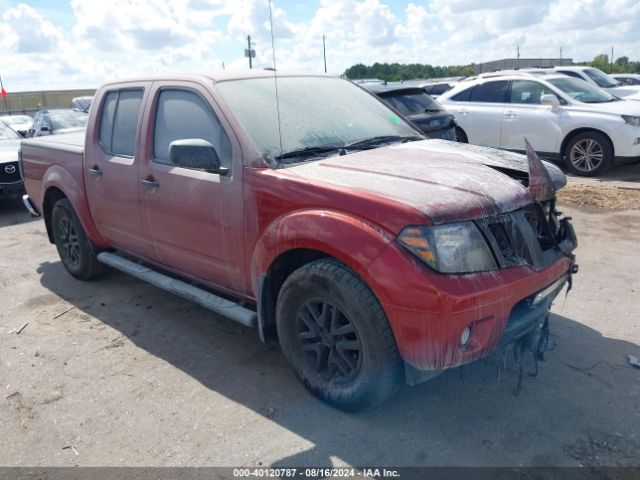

{"left": 84, "top": 83, "right": 153, "bottom": 256}
{"left": 500, "top": 80, "right": 563, "bottom": 156}
{"left": 137, "top": 81, "right": 246, "bottom": 294}
{"left": 445, "top": 80, "right": 508, "bottom": 148}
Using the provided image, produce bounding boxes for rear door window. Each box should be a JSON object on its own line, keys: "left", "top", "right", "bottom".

{"left": 468, "top": 81, "right": 508, "bottom": 103}
{"left": 98, "top": 89, "right": 144, "bottom": 157}
{"left": 152, "top": 89, "right": 231, "bottom": 167}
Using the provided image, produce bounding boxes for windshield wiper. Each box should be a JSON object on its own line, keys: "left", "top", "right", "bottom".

{"left": 273, "top": 144, "right": 343, "bottom": 161}
{"left": 343, "top": 135, "right": 423, "bottom": 150}
{"left": 272, "top": 135, "right": 424, "bottom": 163}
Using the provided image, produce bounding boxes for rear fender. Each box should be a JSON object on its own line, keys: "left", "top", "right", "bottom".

{"left": 42, "top": 165, "right": 109, "bottom": 248}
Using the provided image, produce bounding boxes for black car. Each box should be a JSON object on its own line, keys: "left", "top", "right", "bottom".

{"left": 27, "top": 109, "right": 88, "bottom": 138}
{"left": 364, "top": 84, "right": 458, "bottom": 141}
{"left": 0, "top": 121, "right": 25, "bottom": 201}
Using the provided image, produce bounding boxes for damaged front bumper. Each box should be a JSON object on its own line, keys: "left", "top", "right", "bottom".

{"left": 369, "top": 201, "right": 578, "bottom": 386}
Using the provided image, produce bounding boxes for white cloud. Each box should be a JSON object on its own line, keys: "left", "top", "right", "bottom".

{"left": 2, "top": 4, "right": 65, "bottom": 53}
{"left": 0, "top": 0, "right": 639, "bottom": 91}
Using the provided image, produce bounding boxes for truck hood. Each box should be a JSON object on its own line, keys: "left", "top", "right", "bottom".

{"left": 286, "top": 140, "right": 565, "bottom": 225}
{"left": 0, "top": 139, "right": 21, "bottom": 164}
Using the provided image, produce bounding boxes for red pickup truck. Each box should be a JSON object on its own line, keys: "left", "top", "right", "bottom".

{"left": 20, "top": 72, "right": 577, "bottom": 410}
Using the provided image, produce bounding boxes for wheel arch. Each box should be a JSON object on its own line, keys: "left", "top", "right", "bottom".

{"left": 42, "top": 186, "right": 68, "bottom": 243}
{"left": 41, "top": 167, "right": 108, "bottom": 248}
{"left": 560, "top": 127, "right": 614, "bottom": 160}
{"left": 253, "top": 210, "right": 395, "bottom": 344}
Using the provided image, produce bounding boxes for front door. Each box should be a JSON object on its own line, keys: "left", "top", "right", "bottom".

{"left": 137, "top": 81, "right": 246, "bottom": 295}
{"left": 84, "top": 83, "right": 153, "bottom": 256}
{"left": 500, "top": 80, "right": 562, "bottom": 156}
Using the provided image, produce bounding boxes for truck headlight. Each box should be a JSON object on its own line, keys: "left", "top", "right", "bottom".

{"left": 622, "top": 115, "right": 640, "bottom": 127}
{"left": 398, "top": 222, "right": 497, "bottom": 273}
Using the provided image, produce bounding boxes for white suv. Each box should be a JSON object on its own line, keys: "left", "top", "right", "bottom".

{"left": 439, "top": 73, "right": 640, "bottom": 176}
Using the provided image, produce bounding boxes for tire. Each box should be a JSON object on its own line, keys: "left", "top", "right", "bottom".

{"left": 276, "top": 259, "right": 402, "bottom": 411}
{"left": 564, "top": 131, "right": 613, "bottom": 177}
{"left": 51, "top": 198, "right": 107, "bottom": 280}
{"left": 455, "top": 126, "right": 468, "bottom": 143}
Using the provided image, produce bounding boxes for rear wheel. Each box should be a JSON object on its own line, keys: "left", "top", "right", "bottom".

{"left": 51, "top": 198, "right": 107, "bottom": 280}
{"left": 455, "top": 126, "right": 468, "bottom": 143}
{"left": 276, "top": 259, "right": 401, "bottom": 411}
{"left": 564, "top": 132, "right": 613, "bottom": 176}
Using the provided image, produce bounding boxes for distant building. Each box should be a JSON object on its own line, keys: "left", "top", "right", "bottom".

{"left": 475, "top": 58, "right": 573, "bottom": 74}
{"left": 0, "top": 88, "right": 96, "bottom": 116}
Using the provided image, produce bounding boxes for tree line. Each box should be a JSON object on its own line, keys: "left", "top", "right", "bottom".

{"left": 344, "top": 55, "right": 640, "bottom": 81}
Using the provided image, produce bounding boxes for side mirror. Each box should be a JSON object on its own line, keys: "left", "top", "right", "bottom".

{"left": 541, "top": 94, "right": 560, "bottom": 108}
{"left": 169, "top": 139, "right": 229, "bottom": 175}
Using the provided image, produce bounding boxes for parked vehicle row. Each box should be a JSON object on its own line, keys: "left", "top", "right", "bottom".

{"left": 0, "top": 114, "right": 33, "bottom": 137}
{"left": 20, "top": 72, "right": 577, "bottom": 410}
{"left": 26, "top": 109, "right": 88, "bottom": 138}
{"left": 363, "top": 83, "right": 457, "bottom": 140}
{"left": 439, "top": 72, "right": 640, "bottom": 176}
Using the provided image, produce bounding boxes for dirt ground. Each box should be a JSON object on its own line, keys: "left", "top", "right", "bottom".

{"left": 1, "top": 169, "right": 640, "bottom": 467}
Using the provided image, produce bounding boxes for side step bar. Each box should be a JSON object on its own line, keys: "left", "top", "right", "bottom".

{"left": 97, "top": 252, "right": 257, "bottom": 328}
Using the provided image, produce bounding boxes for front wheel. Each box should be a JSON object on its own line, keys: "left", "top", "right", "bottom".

{"left": 276, "top": 259, "right": 401, "bottom": 411}
{"left": 564, "top": 132, "right": 613, "bottom": 176}
{"left": 51, "top": 198, "right": 107, "bottom": 280}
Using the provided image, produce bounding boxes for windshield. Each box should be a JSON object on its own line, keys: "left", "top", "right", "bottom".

{"left": 0, "top": 121, "right": 21, "bottom": 140}
{"left": 50, "top": 112, "right": 88, "bottom": 130}
{"left": 548, "top": 77, "right": 617, "bottom": 103}
{"left": 583, "top": 68, "right": 619, "bottom": 88}
{"left": 1, "top": 115, "right": 32, "bottom": 126}
{"left": 216, "top": 76, "right": 419, "bottom": 163}
{"left": 379, "top": 90, "right": 443, "bottom": 116}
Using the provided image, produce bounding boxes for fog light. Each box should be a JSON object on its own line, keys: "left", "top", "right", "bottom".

{"left": 460, "top": 326, "right": 471, "bottom": 346}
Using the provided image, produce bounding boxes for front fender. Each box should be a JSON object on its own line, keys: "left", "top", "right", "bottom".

{"left": 42, "top": 165, "right": 108, "bottom": 248}
{"left": 251, "top": 209, "right": 395, "bottom": 295}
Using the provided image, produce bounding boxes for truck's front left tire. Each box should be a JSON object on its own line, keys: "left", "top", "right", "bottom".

{"left": 276, "top": 259, "right": 402, "bottom": 411}
{"left": 51, "top": 198, "right": 107, "bottom": 280}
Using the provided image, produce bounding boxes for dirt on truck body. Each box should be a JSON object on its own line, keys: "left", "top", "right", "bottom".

{"left": 20, "top": 72, "right": 577, "bottom": 410}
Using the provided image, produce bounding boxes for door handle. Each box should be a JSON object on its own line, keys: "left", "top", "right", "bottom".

{"left": 88, "top": 167, "right": 102, "bottom": 177}
{"left": 504, "top": 111, "right": 517, "bottom": 118}
{"left": 140, "top": 178, "right": 160, "bottom": 189}
{"left": 456, "top": 109, "right": 469, "bottom": 116}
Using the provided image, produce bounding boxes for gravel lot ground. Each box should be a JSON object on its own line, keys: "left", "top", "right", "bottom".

{"left": 1, "top": 170, "right": 639, "bottom": 468}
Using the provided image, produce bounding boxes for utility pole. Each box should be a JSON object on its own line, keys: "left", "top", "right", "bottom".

{"left": 516, "top": 45, "right": 520, "bottom": 68}
{"left": 246, "top": 35, "right": 253, "bottom": 69}
{"left": 559, "top": 46, "right": 562, "bottom": 60}
{"left": 610, "top": 45, "right": 614, "bottom": 73}
{"left": 322, "top": 34, "right": 327, "bottom": 73}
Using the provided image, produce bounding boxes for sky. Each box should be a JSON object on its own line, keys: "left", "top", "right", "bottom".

{"left": 0, "top": 0, "right": 639, "bottom": 91}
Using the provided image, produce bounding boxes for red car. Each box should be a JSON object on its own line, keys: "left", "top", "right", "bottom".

{"left": 20, "top": 72, "right": 577, "bottom": 410}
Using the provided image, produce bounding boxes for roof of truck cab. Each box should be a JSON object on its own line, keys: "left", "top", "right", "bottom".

{"left": 102, "top": 71, "right": 337, "bottom": 87}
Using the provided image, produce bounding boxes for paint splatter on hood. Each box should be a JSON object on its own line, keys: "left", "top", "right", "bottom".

{"left": 287, "top": 139, "right": 566, "bottom": 225}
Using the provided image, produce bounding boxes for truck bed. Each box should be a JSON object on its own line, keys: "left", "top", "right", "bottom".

{"left": 21, "top": 132, "right": 85, "bottom": 154}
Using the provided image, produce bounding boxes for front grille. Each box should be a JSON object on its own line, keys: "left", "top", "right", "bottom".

{"left": 476, "top": 200, "right": 564, "bottom": 270}
{"left": 0, "top": 161, "right": 21, "bottom": 184}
